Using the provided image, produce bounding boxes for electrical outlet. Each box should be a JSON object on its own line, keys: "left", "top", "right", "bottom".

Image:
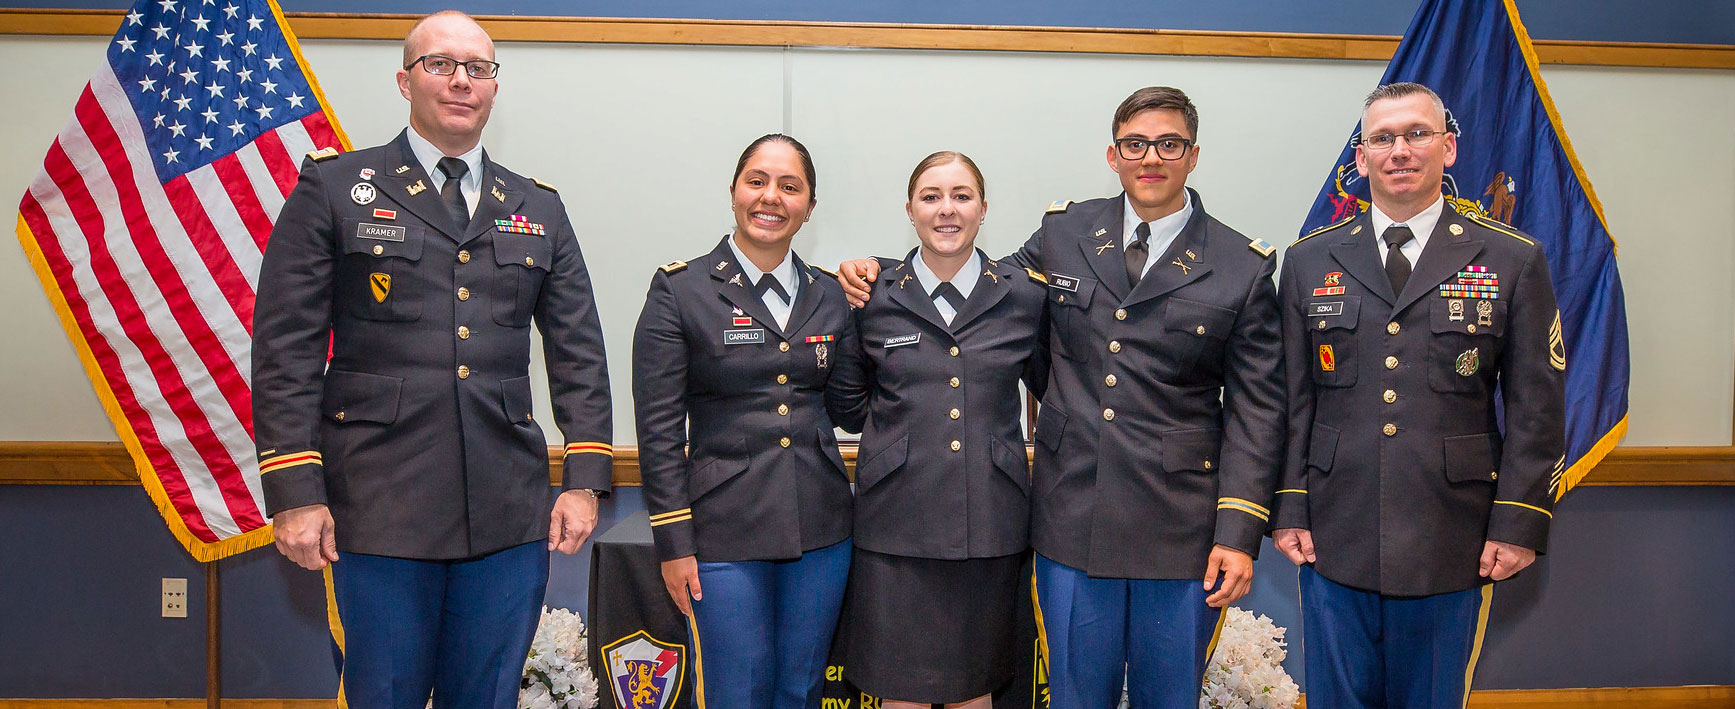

{"left": 161, "top": 577, "right": 188, "bottom": 618}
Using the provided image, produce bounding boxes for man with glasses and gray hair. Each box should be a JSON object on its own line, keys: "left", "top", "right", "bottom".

{"left": 1271, "top": 81, "right": 1565, "bottom": 708}
{"left": 252, "top": 11, "right": 613, "bottom": 707}
{"left": 839, "top": 86, "right": 1285, "bottom": 708}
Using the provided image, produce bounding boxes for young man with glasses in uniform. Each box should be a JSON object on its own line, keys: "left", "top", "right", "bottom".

{"left": 1271, "top": 82, "right": 1565, "bottom": 708}
{"left": 252, "top": 11, "right": 613, "bottom": 707}
{"left": 838, "top": 86, "right": 1285, "bottom": 708}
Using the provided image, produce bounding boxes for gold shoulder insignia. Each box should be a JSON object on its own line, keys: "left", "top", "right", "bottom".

{"left": 533, "top": 178, "right": 559, "bottom": 193}
{"left": 1246, "top": 237, "right": 1275, "bottom": 258}
{"left": 306, "top": 147, "right": 340, "bottom": 162}
{"left": 1292, "top": 215, "right": 1354, "bottom": 246}
{"left": 659, "top": 260, "right": 688, "bottom": 274}
{"left": 1467, "top": 212, "right": 1535, "bottom": 245}
{"left": 809, "top": 264, "right": 838, "bottom": 279}
{"left": 1024, "top": 267, "right": 1048, "bottom": 284}
{"left": 1046, "top": 200, "right": 1073, "bottom": 214}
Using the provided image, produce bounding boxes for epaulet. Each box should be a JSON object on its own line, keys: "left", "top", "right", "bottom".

{"left": 533, "top": 178, "right": 558, "bottom": 193}
{"left": 1046, "top": 200, "right": 1073, "bottom": 214}
{"left": 306, "top": 147, "right": 340, "bottom": 162}
{"left": 1024, "top": 267, "right": 1047, "bottom": 284}
{"left": 1466, "top": 212, "right": 1535, "bottom": 246}
{"left": 809, "top": 264, "right": 838, "bottom": 279}
{"left": 1245, "top": 236, "right": 1275, "bottom": 258}
{"left": 1292, "top": 215, "right": 1354, "bottom": 246}
{"left": 658, "top": 260, "right": 688, "bottom": 274}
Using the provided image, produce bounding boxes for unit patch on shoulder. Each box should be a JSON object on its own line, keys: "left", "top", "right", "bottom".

{"left": 306, "top": 147, "right": 340, "bottom": 162}
{"left": 659, "top": 260, "right": 688, "bottom": 274}
{"left": 533, "top": 178, "right": 559, "bottom": 193}
{"left": 1046, "top": 200, "right": 1073, "bottom": 214}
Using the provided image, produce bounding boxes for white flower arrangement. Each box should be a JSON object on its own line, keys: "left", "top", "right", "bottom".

{"left": 519, "top": 606, "right": 601, "bottom": 709}
{"left": 1199, "top": 607, "right": 1301, "bottom": 709}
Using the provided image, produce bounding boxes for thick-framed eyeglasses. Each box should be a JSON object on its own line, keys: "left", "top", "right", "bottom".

{"left": 1114, "top": 136, "right": 1194, "bottom": 162}
{"left": 407, "top": 54, "right": 501, "bottom": 80}
{"left": 1359, "top": 129, "right": 1448, "bottom": 151}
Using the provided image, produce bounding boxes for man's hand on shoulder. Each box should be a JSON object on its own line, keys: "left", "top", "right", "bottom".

{"left": 548, "top": 489, "right": 600, "bottom": 554}
{"left": 273, "top": 504, "right": 338, "bottom": 571}
{"left": 838, "top": 259, "right": 880, "bottom": 307}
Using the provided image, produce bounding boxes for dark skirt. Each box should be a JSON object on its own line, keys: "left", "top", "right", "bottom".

{"left": 840, "top": 548, "right": 1025, "bottom": 703}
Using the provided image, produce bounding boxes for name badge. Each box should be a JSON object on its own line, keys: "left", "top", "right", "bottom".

{"left": 884, "top": 333, "right": 921, "bottom": 348}
{"left": 724, "top": 329, "right": 766, "bottom": 346}
{"left": 1309, "top": 301, "right": 1345, "bottom": 317}
{"left": 356, "top": 222, "right": 407, "bottom": 242}
{"left": 1047, "top": 272, "right": 1080, "bottom": 292}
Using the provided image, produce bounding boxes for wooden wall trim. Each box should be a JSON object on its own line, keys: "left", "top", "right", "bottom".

{"left": 1, "top": 9, "right": 1731, "bottom": 70}
{"left": 1, "top": 686, "right": 1731, "bottom": 708}
{"left": 1, "top": 440, "right": 1730, "bottom": 487}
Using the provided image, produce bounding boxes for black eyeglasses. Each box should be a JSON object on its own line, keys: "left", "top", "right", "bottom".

{"left": 1359, "top": 129, "right": 1447, "bottom": 151}
{"left": 407, "top": 54, "right": 501, "bottom": 80}
{"left": 1114, "top": 136, "right": 1194, "bottom": 162}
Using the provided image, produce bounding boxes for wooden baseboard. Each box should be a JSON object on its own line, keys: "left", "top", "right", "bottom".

{"left": 0, "top": 10, "right": 1731, "bottom": 70}
{"left": 1, "top": 440, "right": 1730, "bottom": 487}
{"left": 3, "top": 686, "right": 1731, "bottom": 708}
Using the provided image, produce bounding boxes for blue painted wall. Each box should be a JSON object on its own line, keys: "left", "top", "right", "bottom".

{"left": 1, "top": 484, "right": 1731, "bottom": 697}
{"left": 3, "top": 0, "right": 1732, "bottom": 46}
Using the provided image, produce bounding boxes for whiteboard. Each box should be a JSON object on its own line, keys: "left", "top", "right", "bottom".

{"left": 0, "top": 36, "right": 1727, "bottom": 446}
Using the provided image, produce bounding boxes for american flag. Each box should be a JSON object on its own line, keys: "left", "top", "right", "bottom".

{"left": 15, "top": 0, "right": 348, "bottom": 560}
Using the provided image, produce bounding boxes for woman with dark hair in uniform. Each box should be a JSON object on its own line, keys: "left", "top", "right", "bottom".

{"left": 632, "top": 134, "right": 863, "bottom": 708}
{"left": 831, "top": 151, "right": 1049, "bottom": 708}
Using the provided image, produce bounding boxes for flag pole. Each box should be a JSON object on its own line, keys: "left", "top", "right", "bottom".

{"left": 207, "top": 560, "right": 221, "bottom": 709}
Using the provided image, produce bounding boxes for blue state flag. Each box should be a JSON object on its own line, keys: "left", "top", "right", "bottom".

{"left": 1299, "top": 0, "right": 1629, "bottom": 498}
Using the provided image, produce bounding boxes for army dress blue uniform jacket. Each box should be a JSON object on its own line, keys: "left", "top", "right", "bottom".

{"left": 252, "top": 130, "right": 614, "bottom": 560}
{"left": 1006, "top": 188, "right": 1285, "bottom": 580}
{"left": 1272, "top": 208, "right": 1565, "bottom": 596}
{"left": 633, "top": 237, "right": 863, "bottom": 563}
{"left": 828, "top": 249, "right": 1049, "bottom": 560}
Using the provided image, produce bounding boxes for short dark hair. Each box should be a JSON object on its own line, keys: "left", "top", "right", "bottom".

{"left": 731, "top": 134, "right": 817, "bottom": 201}
{"left": 1362, "top": 82, "right": 1447, "bottom": 125}
{"left": 906, "top": 151, "right": 986, "bottom": 202}
{"left": 1112, "top": 86, "right": 1199, "bottom": 140}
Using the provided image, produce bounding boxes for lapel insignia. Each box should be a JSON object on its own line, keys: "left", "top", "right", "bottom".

{"left": 1449, "top": 223, "right": 1465, "bottom": 236}
{"left": 1185, "top": 249, "right": 1197, "bottom": 261}
{"left": 728, "top": 273, "right": 744, "bottom": 287}
{"left": 984, "top": 268, "right": 999, "bottom": 284}
{"left": 898, "top": 274, "right": 912, "bottom": 289}
{"left": 1171, "top": 258, "right": 1191, "bottom": 275}
{"left": 716, "top": 260, "right": 730, "bottom": 271}
{"left": 1096, "top": 241, "right": 1116, "bottom": 255}
{"left": 1352, "top": 224, "right": 1363, "bottom": 234}
{"left": 359, "top": 168, "right": 375, "bottom": 180}
{"left": 350, "top": 182, "right": 376, "bottom": 205}
{"left": 369, "top": 273, "right": 390, "bottom": 303}
{"left": 491, "top": 185, "right": 506, "bottom": 203}
{"left": 406, "top": 180, "right": 427, "bottom": 196}
{"left": 495, "top": 175, "right": 507, "bottom": 186}
{"left": 394, "top": 165, "right": 410, "bottom": 174}
{"left": 1094, "top": 228, "right": 1108, "bottom": 237}
{"left": 372, "top": 208, "right": 397, "bottom": 221}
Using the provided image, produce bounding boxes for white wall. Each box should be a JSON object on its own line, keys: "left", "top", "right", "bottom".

{"left": 0, "top": 36, "right": 1728, "bottom": 446}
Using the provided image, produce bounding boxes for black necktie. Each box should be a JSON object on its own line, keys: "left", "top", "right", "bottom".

{"left": 1125, "top": 221, "right": 1151, "bottom": 287}
{"left": 753, "top": 273, "right": 790, "bottom": 305}
{"left": 1384, "top": 225, "right": 1415, "bottom": 295}
{"left": 931, "top": 282, "right": 966, "bottom": 315}
{"left": 437, "top": 156, "right": 470, "bottom": 230}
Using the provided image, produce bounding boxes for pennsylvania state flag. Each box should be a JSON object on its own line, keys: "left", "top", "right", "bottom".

{"left": 1300, "top": 0, "right": 1629, "bottom": 498}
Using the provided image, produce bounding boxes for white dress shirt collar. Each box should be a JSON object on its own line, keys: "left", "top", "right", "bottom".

{"left": 404, "top": 126, "right": 484, "bottom": 212}
{"left": 913, "top": 249, "right": 982, "bottom": 324}
{"left": 727, "top": 236, "right": 799, "bottom": 328}
{"left": 1370, "top": 196, "right": 1445, "bottom": 267}
{"left": 1121, "top": 190, "right": 1193, "bottom": 278}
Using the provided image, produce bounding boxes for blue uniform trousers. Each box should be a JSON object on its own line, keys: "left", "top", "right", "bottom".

{"left": 1033, "top": 553, "right": 1225, "bottom": 709}
{"left": 327, "top": 540, "right": 548, "bottom": 709}
{"left": 1299, "top": 565, "right": 1492, "bottom": 709}
{"left": 686, "top": 539, "right": 851, "bottom": 709}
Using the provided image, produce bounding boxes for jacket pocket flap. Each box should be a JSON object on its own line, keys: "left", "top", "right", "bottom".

{"left": 320, "top": 369, "right": 404, "bottom": 424}
{"left": 991, "top": 436, "right": 1031, "bottom": 493}
{"left": 1034, "top": 406, "right": 1068, "bottom": 452}
{"left": 500, "top": 375, "right": 534, "bottom": 424}
{"left": 818, "top": 425, "right": 849, "bottom": 475}
{"left": 493, "top": 233, "right": 553, "bottom": 271}
{"left": 1443, "top": 432, "right": 1502, "bottom": 484}
{"left": 1431, "top": 298, "right": 1507, "bottom": 336}
{"left": 1306, "top": 296, "right": 1361, "bottom": 331}
{"left": 1048, "top": 276, "right": 1096, "bottom": 309}
{"left": 340, "top": 220, "right": 425, "bottom": 260}
{"left": 1163, "top": 298, "right": 1237, "bottom": 339}
{"left": 854, "top": 434, "right": 908, "bottom": 491}
{"left": 1162, "top": 428, "right": 1222, "bottom": 472}
{"left": 688, "top": 456, "right": 750, "bottom": 500}
{"left": 1307, "top": 423, "right": 1341, "bottom": 472}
